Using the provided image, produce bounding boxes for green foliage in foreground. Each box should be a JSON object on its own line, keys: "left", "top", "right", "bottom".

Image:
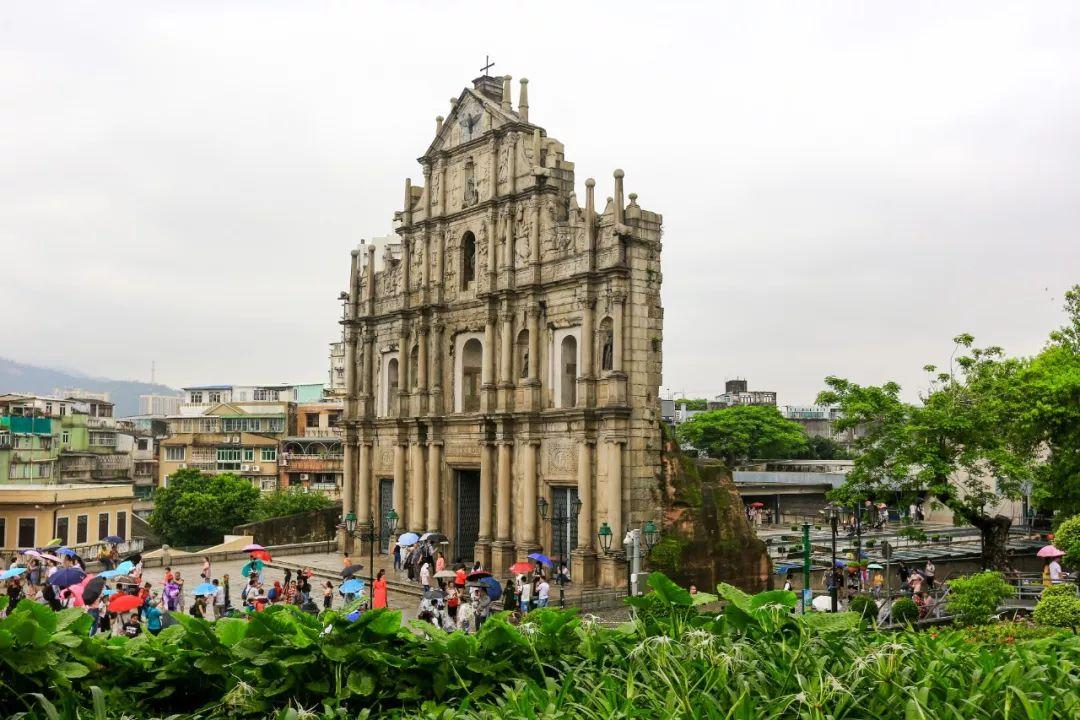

{"left": 1033, "top": 592, "right": 1080, "bottom": 630}
{"left": 3, "top": 575, "right": 1080, "bottom": 720}
{"left": 1056, "top": 514, "right": 1080, "bottom": 568}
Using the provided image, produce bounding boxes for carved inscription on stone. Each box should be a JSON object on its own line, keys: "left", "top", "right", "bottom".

{"left": 445, "top": 441, "right": 481, "bottom": 462}
{"left": 541, "top": 439, "right": 576, "bottom": 479}
{"left": 378, "top": 447, "right": 393, "bottom": 472}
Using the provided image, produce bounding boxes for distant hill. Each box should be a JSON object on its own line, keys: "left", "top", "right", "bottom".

{"left": 0, "top": 357, "right": 180, "bottom": 417}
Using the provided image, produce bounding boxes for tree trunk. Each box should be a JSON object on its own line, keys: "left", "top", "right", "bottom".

{"left": 934, "top": 483, "right": 1013, "bottom": 571}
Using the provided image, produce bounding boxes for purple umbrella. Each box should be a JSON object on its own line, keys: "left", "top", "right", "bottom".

{"left": 527, "top": 553, "right": 553, "bottom": 567}
{"left": 49, "top": 567, "right": 87, "bottom": 588}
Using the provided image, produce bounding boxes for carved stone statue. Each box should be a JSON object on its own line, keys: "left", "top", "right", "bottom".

{"left": 463, "top": 157, "right": 478, "bottom": 207}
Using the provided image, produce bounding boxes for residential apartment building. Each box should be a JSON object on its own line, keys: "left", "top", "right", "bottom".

{"left": 712, "top": 379, "right": 777, "bottom": 408}
{"left": 0, "top": 414, "right": 58, "bottom": 483}
{"left": 328, "top": 342, "right": 346, "bottom": 397}
{"left": 279, "top": 401, "right": 344, "bottom": 498}
{"left": 139, "top": 394, "right": 182, "bottom": 416}
{"left": 0, "top": 483, "right": 134, "bottom": 553}
{"left": 780, "top": 404, "right": 867, "bottom": 451}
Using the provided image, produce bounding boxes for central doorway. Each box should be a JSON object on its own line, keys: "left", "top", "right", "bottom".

{"left": 454, "top": 469, "right": 481, "bottom": 564}
{"left": 551, "top": 486, "right": 580, "bottom": 570}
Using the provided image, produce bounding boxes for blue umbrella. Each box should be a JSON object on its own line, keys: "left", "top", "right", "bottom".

{"left": 396, "top": 532, "right": 420, "bottom": 547}
{"left": 56, "top": 547, "right": 78, "bottom": 557}
{"left": 345, "top": 610, "right": 362, "bottom": 621}
{"left": 49, "top": 567, "right": 87, "bottom": 588}
{"left": 834, "top": 559, "right": 847, "bottom": 567}
{"left": 240, "top": 559, "right": 264, "bottom": 577}
{"left": 103, "top": 535, "right": 124, "bottom": 544}
{"left": 193, "top": 582, "right": 217, "bottom": 596}
{"left": 339, "top": 579, "right": 364, "bottom": 595}
{"left": 0, "top": 567, "right": 27, "bottom": 580}
{"left": 115, "top": 560, "right": 134, "bottom": 575}
{"left": 527, "top": 553, "right": 553, "bottom": 567}
{"left": 97, "top": 569, "right": 121, "bottom": 579}
{"left": 478, "top": 575, "right": 502, "bottom": 600}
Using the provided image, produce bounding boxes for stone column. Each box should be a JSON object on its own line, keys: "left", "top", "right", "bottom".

{"left": 488, "top": 137, "right": 498, "bottom": 203}
{"left": 438, "top": 161, "right": 447, "bottom": 214}
{"left": 572, "top": 439, "right": 597, "bottom": 586}
{"left": 434, "top": 225, "right": 446, "bottom": 304}
{"left": 486, "top": 212, "right": 498, "bottom": 280}
{"left": 584, "top": 178, "right": 596, "bottom": 272}
{"left": 422, "top": 163, "right": 432, "bottom": 224}
{"left": 361, "top": 328, "right": 374, "bottom": 418}
{"left": 613, "top": 169, "right": 625, "bottom": 225}
{"left": 421, "top": 229, "right": 431, "bottom": 302}
{"left": 403, "top": 178, "right": 413, "bottom": 226}
{"left": 417, "top": 326, "right": 429, "bottom": 393}
{"left": 357, "top": 442, "right": 371, "bottom": 524}
{"left": 613, "top": 297, "right": 624, "bottom": 372}
{"left": 527, "top": 306, "right": 540, "bottom": 382}
{"left": 521, "top": 441, "right": 538, "bottom": 547}
{"left": 518, "top": 78, "right": 529, "bottom": 123}
{"left": 429, "top": 322, "right": 443, "bottom": 415}
{"left": 491, "top": 440, "right": 515, "bottom": 572}
{"left": 410, "top": 442, "right": 426, "bottom": 532}
{"left": 507, "top": 135, "right": 517, "bottom": 195}
{"left": 607, "top": 440, "right": 623, "bottom": 551}
{"left": 501, "top": 75, "right": 512, "bottom": 113}
{"left": 426, "top": 442, "right": 440, "bottom": 531}
{"left": 401, "top": 237, "right": 412, "bottom": 306}
{"left": 479, "top": 442, "right": 493, "bottom": 540}
{"left": 365, "top": 244, "right": 376, "bottom": 316}
{"left": 397, "top": 326, "right": 409, "bottom": 415}
{"left": 393, "top": 444, "right": 406, "bottom": 528}
{"left": 578, "top": 297, "right": 595, "bottom": 408}
{"left": 482, "top": 315, "right": 496, "bottom": 413}
{"left": 529, "top": 198, "right": 541, "bottom": 268}
{"left": 498, "top": 308, "right": 514, "bottom": 409}
{"left": 341, "top": 427, "right": 356, "bottom": 553}
{"left": 341, "top": 250, "right": 360, "bottom": 552}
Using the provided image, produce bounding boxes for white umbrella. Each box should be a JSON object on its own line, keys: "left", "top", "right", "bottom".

{"left": 812, "top": 595, "right": 835, "bottom": 612}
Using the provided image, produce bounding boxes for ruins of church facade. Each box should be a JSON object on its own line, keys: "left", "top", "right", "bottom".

{"left": 339, "top": 73, "right": 663, "bottom": 588}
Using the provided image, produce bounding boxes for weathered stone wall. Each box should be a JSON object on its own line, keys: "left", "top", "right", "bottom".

{"left": 233, "top": 503, "right": 343, "bottom": 546}
{"left": 650, "top": 430, "right": 771, "bottom": 592}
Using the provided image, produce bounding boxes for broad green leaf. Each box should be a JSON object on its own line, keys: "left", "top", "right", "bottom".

{"left": 57, "top": 661, "right": 90, "bottom": 679}
{"left": 749, "top": 590, "right": 798, "bottom": 611}
{"left": 647, "top": 572, "right": 693, "bottom": 607}
{"left": 348, "top": 669, "right": 377, "bottom": 697}
{"left": 716, "top": 583, "right": 752, "bottom": 610}
{"left": 215, "top": 618, "right": 248, "bottom": 646}
{"left": 691, "top": 591, "right": 719, "bottom": 606}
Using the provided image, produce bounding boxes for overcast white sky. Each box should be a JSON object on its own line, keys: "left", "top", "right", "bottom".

{"left": 3, "top": 1, "right": 1078, "bottom": 403}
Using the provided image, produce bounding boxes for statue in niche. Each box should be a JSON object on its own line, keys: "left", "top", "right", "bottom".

{"left": 459, "top": 110, "right": 480, "bottom": 143}
{"left": 431, "top": 173, "right": 440, "bottom": 207}
{"left": 463, "top": 157, "right": 478, "bottom": 207}
{"left": 497, "top": 145, "right": 509, "bottom": 189}
{"left": 601, "top": 326, "right": 614, "bottom": 372}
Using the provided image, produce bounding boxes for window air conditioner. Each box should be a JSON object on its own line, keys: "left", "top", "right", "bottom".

{"left": 300, "top": 473, "right": 309, "bottom": 481}
{"left": 178, "top": 463, "right": 187, "bottom": 469}
{"left": 241, "top": 464, "right": 251, "bottom": 472}
{"left": 252, "top": 465, "right": 260, "bottom": 472}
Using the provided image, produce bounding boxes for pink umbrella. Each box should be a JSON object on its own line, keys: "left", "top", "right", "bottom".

{"left": 1037, "top": 545, "right": 1066, "bottom": 558}
{"left": 22, "top": 549, "right": 43, "bottom": 558}
{"left": 39, "top": 553, "right": 63, "bottom": 563}
{"left": 67, "top": 573, "right": 94, "bottom": 607}
{"left": 242, "top": 543, "right": 265, "bottom": 552}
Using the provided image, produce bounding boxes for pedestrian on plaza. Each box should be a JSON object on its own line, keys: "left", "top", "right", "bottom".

{"left": 201, "top": 556, "right": 211, "bottom": 581}
{"left": 121, "top": 612, "right": 142, "bottom": 638}
{"left": 923, "top": 558, "right": 936, "bottom": 590}
{"left": 1049, "top": 555, "right": 1067, "bottom": 582}
{"left": 420, "top": 559, "right": 432, "bottom": 592}
{"left": 454, "top": 565, "right": 467, "bottom": 588}
{"left": 373, "top": 569, "right": 388, "bottom": 609}
{"left": 898, "top": 562, "right": 910, "bottom": 590}
{"left": 457, "top": 592, "right": 475, "bottom": 633}
{"left": 909, "top": 571, "right": 924, "bottom": 595}
{"left": 472, "top": 560, "right": 483, "bottom": 572}
{"left": 146, "top": 597, "right": 163, "bottom": 636}
{"left": 164, "top": 566, "right": 174, "bottom": 584}
{"left": 191, "top": 595, "right": 207, "bottom": 620}
{"left": 517, "top": 574, "right": 533, "bottom": 614}
{"left": 536, "top": 576, "right": 550, "bottom": 608}
{"left": 1042, "top": 558, "right": 1054, "bottom": 587}
{"left": 342, "top": 554, "right": 352, "bottom": 569}
{"left": 435, "top": 551, "right": 446, "bottom": 573}
{"left": 392, "top": 542, "right": 402, "bottom": 572}
{"left": 138, "top": 582, "right": 152, "bottom": 616}
{"left": 222, "top": 573, "right": 232, "bottom": 610}
{"left": 322, "top": 581, "right": 333, "bottom": 610}
{"left": 212, "top": 579, "right": 226, "bottom": 619}
{"left": 174, "top": 571, "right": 187, "bottom": 612}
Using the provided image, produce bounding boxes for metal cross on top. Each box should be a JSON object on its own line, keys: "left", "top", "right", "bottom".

{"left": 481, "top": 55, "right": 495, "bottom": 75}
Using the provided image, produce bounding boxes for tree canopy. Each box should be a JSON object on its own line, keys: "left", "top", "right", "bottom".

{"left": 818, "top": 284, "right": 1080, "bottom": 568}
{"left": 149, "top": 469, "right": 261, "bottom": 546}
{"left": 250, "top": 488, "right": 333, "bottom": 522}
{"left": 673, "top": 397, "right": 709, "bottom": 411}
{"left": 676, "top": 405, "right": 808, "bottom": 465}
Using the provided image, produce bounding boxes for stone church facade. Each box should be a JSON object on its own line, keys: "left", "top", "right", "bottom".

{"left": 340, "top": 73, "right": 663, "bottom": 588}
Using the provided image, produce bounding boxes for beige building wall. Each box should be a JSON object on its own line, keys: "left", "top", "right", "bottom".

{"left": 339, "top": 73, "right": 664, "bottom": 589}
{"left": 0, "top": 484, "right": 134, "bottom": 552}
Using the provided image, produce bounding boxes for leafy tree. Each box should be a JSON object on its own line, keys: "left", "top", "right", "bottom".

{"left": 676, "top": 405, "right": 808, "bottom": 465}
{"left": 149, "top": 468, "right": 260, "bottom": 546}
{"left": 818, "top": 334, "right": 1035, "bottom": 570}
{"left": 1012, "top": 285, "right": 1080, "bottom": 521}
{"left": 250, "top": 488, "right": 333, "bottom": 522}
{"left": 946, "top": 571, "right": 1014, "bottom": 625}
{"left": 673, "top": 397, "right": 709, "bottom": 411}
{"left": 791, "top": 435, "right": 852, "bottom": 460}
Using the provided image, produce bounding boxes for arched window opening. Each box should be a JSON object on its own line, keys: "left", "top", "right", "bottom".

{"left": 560, "top": 336, "right": 578, "bottom": 408}
{"left": 599, "top": 317, "right": 615, "bottom": 372}
{"left": 386, "top": 358, "right": 399, "bottom": 415}
{"left": 461, "top": 231, "right": 476, "bottom": 288}
{"left": 461, "top": 338, "right": 482, "bottom": 412}
{"left": 409, "top": 345, "right": 419, "bottom": 390}
{"left": 516, "top": 329, "right": 530, "bottom": 379}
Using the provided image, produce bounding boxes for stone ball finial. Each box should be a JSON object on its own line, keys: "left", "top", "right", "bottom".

{"left": 614, "top": 169, "right": 625, "bottom": 179}
{"left": 436, "top": 115, "right": 444, "bottom": 122}
{"left": 629, "top": 192, "right": 638, "bottom": 202}
{"left": 504, "top": 74, "right": 512, "bottom": 81}
{"left": 450, "top": 98, "right": 458, "bottom": 106}
{"left": 585, "top": 178, "right": 596, "bottom": 187}
{"left": 520, "top": 77, "right": 528, "bottom": 84}
{"left": 351, "top": 249, "right": 360, "bottom": 257}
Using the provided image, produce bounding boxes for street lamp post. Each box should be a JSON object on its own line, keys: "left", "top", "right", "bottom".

{"left": 538, "top": 495, "right": 582, "bottom": 608}
{"left": 828, "top": 505, "right": 839, "bottom": 612}
{"left": 343, "top": 508, "right": 398, "bottom": 606}
{"left": 598, "top": 520, "right": 658, "bottom": 597}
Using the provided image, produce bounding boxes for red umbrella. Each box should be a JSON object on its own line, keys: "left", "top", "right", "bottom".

{"left": 749, "top": 502, "right": 765, "bottom": 508}
{"left": 466, "top": 570, "right": 492, "bottom": 581}
{"left": 250, "top": 549, "right": 272, "bottom": 562}
{"left": 509, "top": 562, "right": 533, "bottom": 575}
{"left": 108, "top": 593, "right": 143, "bottom": 613}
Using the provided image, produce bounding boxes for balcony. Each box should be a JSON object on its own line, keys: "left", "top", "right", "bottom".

{"left": 302, "top": 427, "right": 342, "bottom": 439}
{"left": 281, "top": 454, "right": 344, "bottom": 473}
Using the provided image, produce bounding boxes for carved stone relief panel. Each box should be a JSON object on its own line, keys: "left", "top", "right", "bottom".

{"left": 541, "top": 439, "right": 577, "bottom": 480}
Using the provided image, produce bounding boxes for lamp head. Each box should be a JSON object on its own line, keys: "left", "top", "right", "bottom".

{"left": 385, "top": 508, "right": 399, "bottom": 535}
{"left": 597, "top": 522, "right": 613, "bottom": 554}
{"left": 344, "top": 511, "right": 357, "bottom": 533}
{"left": 537, "top": 496, "right": 548, "bottom": 521}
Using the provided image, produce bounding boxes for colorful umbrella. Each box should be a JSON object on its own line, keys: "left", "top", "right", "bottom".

{"left": 420, "top": 532, "right": 448, "bottom": 543}
{"left": 49, "top": 567, "right": 87, "bottom": 588}
{"left": 867, "top": 563, "right": 884, "bottom": 570}
{"left": 478, "top": 575, "right": 503, "bottom": 600}
{"left": 527, "top": 553, "right": 553, "bottom": 567}
{"left": 193, "top": 582, "right": 217, "bottom": 596}
{"left": 45, "top": 538, "right": 63, "bottom": 547}
{"left": 339, "top": 578, "right": 364, "bottom": 595}
{"left": 97, "top": 569, "right": 121, "bottom": 579}
{"left": 434, "top": 569, "right": 457, "bottom": 579}
{"left": 396, "top": 532, "right": 420, "bottom": 547}
{"left": 749, "top": 502, "right": 766, "bottom": 508}
{"left": 0, "top": 567, "right": 27, "bottom": 580}
{"left": 242, "top": 543, "right": 265, "bottom": 552}
{"left": 250, "top": 549, "right": 272, "bottom": 563}
{"left": 509, "top": 562, "right": 533, "bottom": 575}
{"left": 108, "top": 593, "right": 143, "bottom": 613}
{"left": 56, "top": 547, "right": 78, "bottom": 557}
{"left": 466, "top": 570, "right": 492, "bottom": 581}
{"left": 1038, "top": 545, "right": 1066, "bottom": 558}
{"left": 82, "top": 576, "right": 107, "bottom": 605}
{"left": 341, "top": 564, "right": 365, "bottom": 579}
{"left": 103, "top": 535, "right": 124, "bottom": 544}
{"left": 423, "top": 589, "right": 447, "bottom": 600}
{"left": 112, "top": 574, "right": 136, "bottom": 586}
{"left": 114, "top": 560, "right": 134, "bottom": 575}
{"left": 240, "top": 559, "right": 264, "bottom": 577}
{"left": 21, "top": 549, "right": 42, "bottom": 558}
{"left": 39, "top": 553, "right": 63, "bottom": 563}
